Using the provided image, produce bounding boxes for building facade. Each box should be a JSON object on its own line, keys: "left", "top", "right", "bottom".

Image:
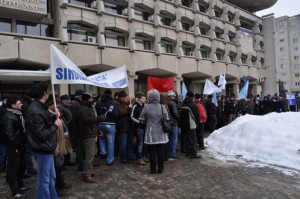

{"left": 0, "top": 0, "right": 277, "bottom": 97}
{"left": 263, "top": 14, "right": 300, "bottom": 95}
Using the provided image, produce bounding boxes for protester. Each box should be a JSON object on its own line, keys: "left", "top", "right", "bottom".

{"left": 180, "top": 91, "right": 201, "bottom": 158}
{"left": 139, "top": 89, "right": 169, "bottom": 174}
{"left": 2, "top": 95, "right": 27, "bottom": 198}
{"left": 116, "top": 91, "right": 135, "bottom": 164}
{"left": 95, "top": 89, "right": 119, "bottom": 166}
{"left": 167, "top": 90, "right": 180, "bottom": 159}
{"left": 0, "top": 94, "right": 8, "bottom": 178}
{"left": 69, "top": 89, "right": 84, "bottom": 171}
{"left": 26, "top": 83, "right": 63, "bottom": 199}
{"left": 78, "top": 93, "right": 105, "bottom": 183}
{"left": 131, "top": 92, "right": 147, "bottom": 165}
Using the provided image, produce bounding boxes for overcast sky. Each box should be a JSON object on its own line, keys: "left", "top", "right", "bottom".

{"left": 256, "top": 0, "right": 300, "bottom": 18}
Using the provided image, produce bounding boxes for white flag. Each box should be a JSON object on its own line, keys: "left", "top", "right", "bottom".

{"left": 50, "top": 44, "right": 128, "bottom": 88}
{"left": 218, "top": 74, "right": 227, "bottom": 90}
{"left": 203, "top": 79, "right": 220, "bottom": 95}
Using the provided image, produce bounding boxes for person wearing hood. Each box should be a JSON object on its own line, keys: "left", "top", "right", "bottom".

{"left": 139, "top": 89, "right": 169, "bottom": 174}
{"left": 78, "top": 93, "right": 106, "bottom": 183}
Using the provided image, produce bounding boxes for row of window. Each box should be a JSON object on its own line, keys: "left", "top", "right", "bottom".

{"left": 68, "top": 0, "right": 259, "bottom": 32}
{"left": 0, "top": 18, "right": 53, "bottom": 37}
{"left": 281, "top": 64, "right": 300, "bottom": 69}
{"left": 279, "top": 55, "right": 300, "bottom": 61}
{"left": 279, "top": 47, "right": 298, "bottom": 52}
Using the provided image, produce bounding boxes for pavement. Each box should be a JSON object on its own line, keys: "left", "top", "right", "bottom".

{"left": 1, "top": 148, "right": 300, "bottom": 199}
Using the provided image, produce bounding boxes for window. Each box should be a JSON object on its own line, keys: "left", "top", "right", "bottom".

{"left": 295, "top": 64, "right": 300, "bottom": 69}
{"left": 135, "top": 35, "right": 152, "bottom": 50}
{"left": 214, "top": 6, "right": 222, "bottom": 18}
{"left": 105, "top": 30, "right": 127, "bottom": 47}
{"left": 199, "top": 22, "right": 209, "bottom": 36}
{"left": 227, "top": 12, "right": 234, "bottom": 23}
{"left": 161, "top": 39, "right": 174, "bottom": 53}
{"left": 280, "top": 47, "right": 284, "bottom": 52}
{"left": 216, "top": 49, "right": 224, "bottom": 61}
{"left": 69, "top": 0, "right": 97, "bottom": 8}
{"left": 104, "top": 2, "right": 126, "bottom": 15}
{"left": 181, "top": 0, "right": 192, "bottom": 8}
{"left": 228, "top": 31, "right": 236, "bottom": 43}
{"left": 181, "top": 17, "right": 193, "bottom": 32}
{"left": 133, "top": 6, "right": 153, "bottom": 21}
{"left": 281, "top": 64, "right": 286, "bottom": 68}
{"left": 17, "top": 21, "right": 53, "bottom": 37}
{"left": 229, "top": 52, "right": 236, "bottom": 63}
{"left": 295, "top": 73, "right": 300, "bottom": 77}
{"left": 280, "top": 55, "right": 285, "bottom": 61}
{"left": 279, "top": 39, "right": 284, "bottom": 42}
{"left": 0, "top": 18, "right": 12, "bottom": 32}
{"left": 294, "top": 56, "right": 299, "bottom": 60}
{"left": 68, "top": 24, "right": 97, "bottom": 43}
{"left": 241, "top": 54, "right": 247, "bottom": 64}
{"left": 295, "top": 82, "right": 300, "bottom": 86}
{"left": 182, "top": 42, "right": 194, "bottom": 56}
{"left": 294, "top": 47, "right": 298, "bottom": 51}
{"left": 293, "top": 38, "right": 298, "bottom": 43}
{"left": 215, "top": 27, "right": 224, "bottom": 39}
{"left": 282, "top": 73, "right": 286, "bottom": 77}
{"left": 160, "top": 11, "right": 175, "bottom": 27}
{"left": 198, "top": 0, "right": 209, "bottom": 13}
{"left": 251, "top": 56, "right": 257, "bottom": 65}
{"left": 200, "top": 46, "right": 210, "bottom": 59}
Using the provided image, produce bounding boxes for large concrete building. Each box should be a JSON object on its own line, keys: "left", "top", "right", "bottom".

{"left": 0, "top": 0, "right": 277, "bottom": 97}
{"left": 263, "top": 14, "right": 300, "bottom": 95}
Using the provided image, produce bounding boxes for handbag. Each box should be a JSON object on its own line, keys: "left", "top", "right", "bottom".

{"left": 161, "top": 105, "right": 172, "bottom": 133}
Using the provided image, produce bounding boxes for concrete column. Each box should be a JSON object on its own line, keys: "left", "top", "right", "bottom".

{"left": 175, "top": 77, "right": 182, "bottom": 94}
{"left": 233, "top": 83, "right": 239, "bottom": 96}
{"left": 59, "top": 84, "right": 69, "bottom": 95}
{"left": 127, "top": 75, "right": 135, "bottom": 98}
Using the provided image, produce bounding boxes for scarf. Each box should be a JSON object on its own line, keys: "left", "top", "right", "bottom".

{"left": 7, "top": 108, "right": 26, "bottom": 133}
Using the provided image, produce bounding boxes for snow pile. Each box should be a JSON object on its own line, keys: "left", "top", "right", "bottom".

{"left": 206, "top": 112, "right": 300, "bottom": 171}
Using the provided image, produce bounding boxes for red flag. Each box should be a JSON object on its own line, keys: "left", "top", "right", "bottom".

{"left": 147, "top": 76, "right": 174, "bottom": 92}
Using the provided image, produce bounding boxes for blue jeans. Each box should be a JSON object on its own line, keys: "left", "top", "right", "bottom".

{"left": 0, "top": 144, "right": 7, "bottom": 172}
{"left": 98, "top": 123, "right": 115, "bottom": 164}
{"left": 169, "top": 125, "right": 179, "bottom": 157}
{"left": 119, "top": 132, "right": 135, "bottom": 162}
{"left": 33, "top": 153, "right": 58, "bottom": 199}
{"left": 136, "top": 128, "right": 145, "bottom": 159}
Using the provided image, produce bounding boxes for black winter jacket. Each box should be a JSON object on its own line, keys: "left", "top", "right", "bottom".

{"left": 0, "top": 104, "right": 7, "bottom": 144}
{"left": 2, "top": 110, "right": 26, "bottom": 149}
{"left": 131, "top": 101, "right": 145, "bottom": 129}
{"left": 95, "top": 94, "right": 119, "bottom": 123}
{"left": 26, "top": 100, "right": 58, "bottom": 154}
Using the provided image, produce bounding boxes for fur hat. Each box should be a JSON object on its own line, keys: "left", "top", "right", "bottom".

{"left": 118, "top": 91, "right": 127, "bottom": 98}
{"left": 82, "top": 93, "right": 92, "bottom": 101}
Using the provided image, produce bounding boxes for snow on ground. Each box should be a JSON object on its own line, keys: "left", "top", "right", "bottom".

{"left": 206, "top": 112, "right": 300, "bottom": 174}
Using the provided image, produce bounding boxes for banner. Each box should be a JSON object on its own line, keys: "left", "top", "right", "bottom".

{"left": 50, "top": 44, "right": 128, "bottom": 88}
{"left": 203, "top": 79, "right": 221, "bottom": 95}
{"left": 287, "top": 93, "right": 297, "bottom": 106}
{"left": 147, "top": 76, "right": 174, "bottom": 92}
{"left": 181, "top": 81, "right": 187, "bottom": 99}
{"left": 218, "top": 74, "right": 227, "bottom": 90}
{"left": 238, "top": 80, "right": 249, "bottom": 100}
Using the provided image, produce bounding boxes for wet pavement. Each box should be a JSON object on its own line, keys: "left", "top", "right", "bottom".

{"left": 1, "top": 148, "right": 300, "bottom": 199}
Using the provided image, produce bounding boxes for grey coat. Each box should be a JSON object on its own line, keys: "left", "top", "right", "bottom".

{"left": 139, "top": 89, "right": 169, "bottom": 145}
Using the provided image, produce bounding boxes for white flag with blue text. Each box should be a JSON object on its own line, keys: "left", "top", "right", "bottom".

{"left": 50, "top": 44, "right": 128, "bottom": 88}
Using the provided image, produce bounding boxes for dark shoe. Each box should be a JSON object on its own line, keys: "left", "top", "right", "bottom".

{"left": 27, "top": 168, "right": 37, "bottom": 175}
{"left": 106, "top": 162, "right": 114, "bottom": 166}
{"left": 100, "top": 154, "right": 107, "bottom": 159}
{"left": 191, "top": 154, "right": 202, "bottom": 159}
{"left": 23, "top": 174, "right": 31, "bottom": 179}
{"left": 82, "top": 175, "right": 96, "bottom": 183}
{"left": 121, "top": 160, "right": 128, "bottom": 164}
{"left": 184, "top": 153, "right": 191, "bottom": 158}
{"left": 157, "top": 170, "right": 163, "bottom": 174}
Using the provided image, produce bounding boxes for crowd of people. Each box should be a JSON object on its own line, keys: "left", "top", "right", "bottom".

{"left": 0, "top": 83, "right": 298, "bottom": 198}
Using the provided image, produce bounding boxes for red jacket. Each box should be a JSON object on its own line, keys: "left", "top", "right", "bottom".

{"left": 196, "top": 101, "right": 207, "bottom": 123}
